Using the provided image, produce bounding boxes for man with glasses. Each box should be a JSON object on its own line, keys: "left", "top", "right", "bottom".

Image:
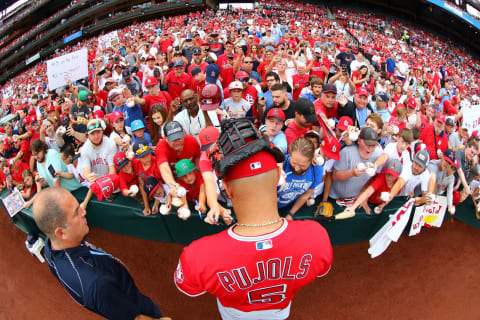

{"left": 234, "top": 56, "right": 263, "bottom": 88}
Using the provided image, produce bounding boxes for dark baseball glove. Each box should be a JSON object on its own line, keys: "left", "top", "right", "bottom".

{"left": 208, "top": 118, "right": 285, "bottom": 179}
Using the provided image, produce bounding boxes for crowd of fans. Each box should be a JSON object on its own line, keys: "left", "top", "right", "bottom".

{"left": 1, "top": 0, "right": 480, "bottom": 223}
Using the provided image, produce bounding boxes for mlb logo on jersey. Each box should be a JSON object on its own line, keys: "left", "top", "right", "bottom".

{"left": 256, "top": 240, "right": 272, "bottom": 251}
{"left": 250, "top": 161, "right": 262, "bottom": 170}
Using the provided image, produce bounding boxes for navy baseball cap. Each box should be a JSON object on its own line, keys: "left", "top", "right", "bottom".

{"left": 132, "top": 139, "right": 152, "bottom": 158}
{"left": 323, "top": 84, "right": 337, "bottom": 94}
{"left": 295, "top": 98, "right": 317, "bottom": 123}
{"left": 205, "top": 64, "right": 220, "bottom": 83}
{"left": 377, "top": 92, "right": 389, "bottom": 102}
{"left": 173, "top": 59, "right": 185, "bottom": 67}
{"left": 443, "top": 149, "right": 458, "bottom": 168}
{"left": 122, "top": 69, "right": 131, "bottom": 79}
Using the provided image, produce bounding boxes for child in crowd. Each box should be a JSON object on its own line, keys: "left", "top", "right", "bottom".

{"left": 109, "top": 110, "right": 131, "bottom": 152}
{"left": 223, "top": 81, "right": 251, "bottom": 119}
{"left": 113, "top": 151, "right": 140, "bottom": 198}
{"left": 19, "top": 169, "right": 36, "bottom": 200}
{"left": 341, "top": 159, "right": 404, "bottom": 216}
{"left": 142, "top": 176, "right": 172, "bottom": 215}
{"left": 60, "top": 143, "right": 86, "bottom": 186}
{"left": 131, "top": 119, "right": 152, "bottom": 146}
{"left": 175, "top": 159, "right": 206, "bottom": 216}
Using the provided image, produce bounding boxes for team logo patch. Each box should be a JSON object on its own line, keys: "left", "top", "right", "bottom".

{"left": 175, "top": 261, "right": 184, "bottom": 283}
{"left": 250, "top": 161, "right": 262, "bottom": 170}
{"left": 256, "top": 240, "right": 273, "bottom": 251}
{"left": 332, "top": 145, "right": 337, "bottom": 153}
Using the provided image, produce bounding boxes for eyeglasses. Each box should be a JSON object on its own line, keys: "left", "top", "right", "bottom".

{"left": 88, "top": 122, "right": 101, "bottom": 132}
{"left": 238, "top": 78, "right": 249, "bottom": 82}
{"left": 135, "top": 145, "right": 149, "bottom": 155}
{"left": 243, "top": 61, "right": 253, "bottom": 64}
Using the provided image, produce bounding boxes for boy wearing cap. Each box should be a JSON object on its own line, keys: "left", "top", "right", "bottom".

{"left": 131, "top": 119, "right": 152, "bottom": 146}
{"left": 70, "top": 90, "right": 92, "bottom": 126}
{"left": 109, "top": 88, "right": 147, "bottom": 135}
{"left": 285, "top": 98, "right": 317, "bottom": 146}
{"left": 331, "top": 127, "right": 384, "bottom": 201}
{"left": 155, "top": 121, "right": 200, "bottom": 196}
{"left": 428, "top": 149, "right": 459, "bottom": 214}
{"left": 223, "top": 81, "right": 251, "bottom": 119}
{"left": 143, "top": 176, "right": 171, "bottom": 215}
{"left": 263, "top": 108, "right": 288, "bottom": 153}
{"left": 113, "top": 151, "right": 140, "bottom": 197}
{"left": 341, "top": 159, "right": 404, "bottom": 216}
{"left": 175, "top": 159, "right": 207, "bottom": 214}
{"left": 133, "top": 76, "right": 173, "bottom": 116}
{"left": 132, "top": 139, "right": 162, "bottom": 216}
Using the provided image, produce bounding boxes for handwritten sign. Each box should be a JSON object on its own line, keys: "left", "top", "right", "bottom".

{"left": 98, "top": 31, "right": 119, "bottom": 51}
{"left": 461, "top": 105, "right": 480, "bottom": 135}
{"left": 409, "top": 196, "right": 447, "bottom": 236}
{"left": 46, "top": 48, "right": 88, "bottom": 90}
{"left": 2, "top": 189, "right": 25, "bottom": 217}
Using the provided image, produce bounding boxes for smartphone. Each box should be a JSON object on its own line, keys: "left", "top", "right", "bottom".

{"left": 57, "top": 98, "right": 65, "bottom": 105}
{"left": 48, "top": 164, "right": 56, "bottom": 177}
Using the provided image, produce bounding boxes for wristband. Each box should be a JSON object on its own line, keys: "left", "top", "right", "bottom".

{"left": 286, "top": 211, "right": 294, "bottom": 218}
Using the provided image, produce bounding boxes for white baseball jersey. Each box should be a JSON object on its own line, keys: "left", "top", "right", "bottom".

{"left": 174, "top": 219, "right": 332, "bottom": 320}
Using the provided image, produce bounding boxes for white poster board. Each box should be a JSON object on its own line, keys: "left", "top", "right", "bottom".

{"left": 98, "top": 31, "right": 119, "bottom": 51}
{"left": 461, "top": 105, "right": 480, "bottom": 135}
{"left": 409, "top": 196, "right": 447, "bottom": 236}
{"left": 46, "top": 48, "right": 88, "bottom": 90}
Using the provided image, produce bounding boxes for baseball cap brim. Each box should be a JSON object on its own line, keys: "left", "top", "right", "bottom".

{"left": 444, "top": 156, "right": 456, "bottom": 168}
{"left": 135, "top": 149, "right": 152, "bottom": 158}
{"left": 385, "top": 168, "right": 400, "bottom": 178}
{"left": 116, "top": 159, "right": 129, "bottom": 170}
{"left": 201, "top": 142, "right": 214, "bottom": 152}
{"left": 362, "top": 139, "right": 379, "bottom": 146}
{"left": 267, "top": 115, "right": 284, "bottom": 122}
{"left": 167, "top": 131, "right": 185, "bottom": 142}
{"left": 304, "top": 113, "right": 318, "bottom": 123}
{"left": 413, "top": 158, "right": 427, "bottom": 168}
{"left": 322, "top": 147, "right": 340, "bottom": 161}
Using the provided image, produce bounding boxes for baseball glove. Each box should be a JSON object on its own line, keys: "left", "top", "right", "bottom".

{"left": 208, "top": 118, "right": 285, "bottom": 179}
{"left": 315, "top": 201, "right": 334, "bottom": 218}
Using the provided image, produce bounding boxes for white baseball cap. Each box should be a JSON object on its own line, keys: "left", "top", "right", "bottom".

{"left": 228, "top": 81, "right": 243, "bottom": 90}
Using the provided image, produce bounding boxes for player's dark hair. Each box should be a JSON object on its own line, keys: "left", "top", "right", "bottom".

{"left": 411, "top": 126, "right": 421, "bottom": 140}
{"left": 60, "top": 143, "right": 75, "bottom": 157}
{"left": 271, "top": 83, "right": 287, "bottom": 93}
{"left": 265, "top": 71, "right": 280, "bottom": 82}
{"left": 467, "top": 137, "right": 478, "bottom": 149}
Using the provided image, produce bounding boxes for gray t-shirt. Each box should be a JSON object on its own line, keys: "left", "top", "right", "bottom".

{"left": 428, "top": 160, "right": 455, "bottom": 207}
{"left": 330, "top": 144, "right": 383, "bottom": 199}
{"left": 79, "top": 136, "right": 117, "bottom": 178}
{"left": 449, "top": 132, "right": 462, "bottom": 151}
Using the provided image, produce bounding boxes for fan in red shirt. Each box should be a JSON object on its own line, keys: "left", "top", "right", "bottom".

{"left": 292, "top": 63, "right": 309, "bottom": 100}
{"left": 419, "top": 113, "right": 449, "bottom": 160}
{"left": 314, "top": 84, "right": 339, "bottom": 119}
{"left": 155, "top": 121, "right": 200, "bottom": 195}
{"left": 113, "top": 152, "right": 139, "bottom": 197}
{"left": 165, "top": 60, "right": 192, "bottom": 100}
{"left": 216, "top": 41, "right": 237, "bottom": 89}
{"left": 135, "top": 76, "right": 172, "bottom": 115}
{"left": 307, "top": 48, "right": 330, "bottom": 82}
{"left": 187, "top": 48, "right": 209, "bottom": 76}
{"left": 285, "top": 98, "right": 317, "bottom": 147}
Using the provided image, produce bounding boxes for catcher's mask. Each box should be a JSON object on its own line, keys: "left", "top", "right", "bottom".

{"left": 208, "top": 118, "right": 285, "bottom": 179}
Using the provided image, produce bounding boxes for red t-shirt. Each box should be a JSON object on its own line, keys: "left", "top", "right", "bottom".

{"left": 188, "top": 62, "right": 208, "bottom": 76}
{"left": 190, "top": 79, "right": 206, "bottom": 96}
{"left": 308, "top": 58, "right": 330, "bottom": 81}
{"left": 117, "top": 169, "right": 139, "bottom": 193}
{"left": 132, "top": 156, "right": 162, "bottom": 181}
{"left": 292, "top": 73, "right": 309, "bottom": 100}
{"left": 198, "top": 151, "right": 213, "bottom": 173}
{"left": 165, "top": 72, "right": 192, "bottom": 99}
{"left": 285, "top": 122, "right": 311, "bottom": 147}
{"left": 19, "top": 140, "right": 31, "bottom": 165}
{"left": 11, "top": 161, "right": 29, "bottom": 183}
{"left": 368, "top": 173, "right": 391, "bottom": 204}
{"left": 314, "top": 100, "right": 338, "bottom": 120}
{"left": 96, "top": 90, "right": 109, "bottom": 108}
{"left": 217, "top": 54, "right": 236, "bottom": 89}
{"left": 178, "top": 170, "right": 204, "bottom": 202}
{"left": 419, "top": 125, "right": 449, "bottom": 160}
{"left": 143, "top": 91, "right": 172, "bottom": 114}
{"left": 155, "top": 134, "right": 201, "bottom": 171}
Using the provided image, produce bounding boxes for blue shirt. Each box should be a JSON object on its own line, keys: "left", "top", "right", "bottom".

{"left": 386, "top": 58, "right": 396, "bottom": 74}
{"left": 277, "top": 155, "right": 323, "bottom": 208}
{"left": 357, "top": 107, "right": 368, "bottom": 128}
{"left": 113, "top": 103, "right": 147, "bottom": 133}
{"left": 44, "top": 239, "right": 162, "bottom": 319}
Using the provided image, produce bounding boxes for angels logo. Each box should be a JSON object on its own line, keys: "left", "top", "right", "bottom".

{"left": 175, "top": 261, "right": 184, "bottom": 283}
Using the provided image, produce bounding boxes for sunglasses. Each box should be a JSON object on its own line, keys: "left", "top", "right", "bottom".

{"left": 243, "top": 61, "right": 253, "bottom": 64}
{"left": 238, "top": 78, "right": 249, "bottom": 82}
{"left": 88, "top": 122, "right": 102, "bottom": 132}
{"left": 135, "top": 145, "right": 150, "bottom": 155}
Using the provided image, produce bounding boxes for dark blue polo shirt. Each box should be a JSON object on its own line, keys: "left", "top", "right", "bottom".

{"left": 44, "top": 239, "right": 162, "bottom": 319}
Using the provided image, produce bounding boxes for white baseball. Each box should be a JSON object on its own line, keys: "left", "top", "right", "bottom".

{"left": 349, "top": 131, "right": 359, "bottom": 141}
{"left": 374, "top": 206, "right": 382, "bottom": 214}
{"left": 356, "top": 162, "right": 366, "bottom": 171}
{"left": 420, "top": 143, "right": 426, "bottom": 150}
{"left": 172, "top": 197, "right": 183, "bottom": 207}
{"left": 159, "top": 204, "right": 170, "bottom": 215}
{"left": 449, "top": 206, "right": 456, "bottom": 215}
{"left": 122, "top": 135, "right": 131, "bottom": 144}
{"left": 129, "top": 185, "right": 139, "bottom": 195}
{"left": 178, "top": 207, "right": 191, "bottom": 219}
{"left": 327, "top": 118, "right": 335, "bottom": 129}
{"left": 56, "top": 126, "right": 66, "bottom": 135}
{"left": 126, "top": 98, "right": 135, "bottom": 108}
{"left": 380, "top": 192, "right": 390, "bottom": 202}
{"left": 127, "top": 151, "right": 135, "bottom": 160}
{"left": 366, "top": 167, "right": 375, "bottom": 177}
{"left": 176, "top": 187, "right": 187, "bottom": 198}
{"left": 315, "top": 155, "right": 325, "bottom": 166}
{"left": 306, "top": 198, "right": 315, "bottom": 207}
{"left": 393, "top": 126, "right": 399, "bottom": 134}
{"left": 437, "top": 149, "right": 442, "bottom": 158}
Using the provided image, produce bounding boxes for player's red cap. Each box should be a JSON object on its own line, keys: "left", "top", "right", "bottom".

{"left": 321, "top": 137, "right": 341, "bottom": 160}
{"left": 223, "top": 151, "right": 277, "bottom": 181}
{"left": 337, "top": 116, "right": 353, "bottom": 131}
{"left": 266, "top": 108, "right": 285, "bottom": 121}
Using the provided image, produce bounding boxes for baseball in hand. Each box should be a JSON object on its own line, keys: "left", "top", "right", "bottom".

{"left": 327, "top": 118, "right": 335, "bottom": 129}
{"left": 380, "top": 192, "right": 390, "bottom": 202}
{"left": 127, "top": 151, "right": 135, "bottom": 160}
{"left": 437, "top": 149, "right": 442, "bottom": 158}
{"left": 126, "top": 98, "right": 135, "bottom": 108}
{"left": 374, "top": 206, "right": 382, "bottom": 214}
{"left": 393, "top": 126, "right": 399, "bottom": 134}
{"left": 172, "top": 197, "right": 183, "bottom": 207}
{"left": 356, "top": 162, "right": 366, "bottom": 171}
{"left": 315, "top": 155, "right": 325, "bottom": 166}
{"left": 176, "top": 187, "right": 187, "bottom": 198}
{"left": 349, "top": 130, "right": 359, "bottom": 141}
{"left": 122, "top": 135, "right": 131, "bottom": 144}
{"left": 366, "top": 167, "right": 375, "bottom": 177}
{"left": 449, "top": 206, "right": 456, "bottom": 215}
{"left": 178, "top": 207, "right": 191, "bottom": 219}
{"left": 159, "top": 204, "right": 170, "bottom": 215}
{"left": 307, "top": 198, "right": 315, "bottom": 207}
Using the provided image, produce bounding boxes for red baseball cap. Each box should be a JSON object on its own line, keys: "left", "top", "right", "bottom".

{"left": 266, "top": 108, "right": 285, "bottom": 121}
{"left": 321, "top": 137, "right": 341, "bottom": 160}
{"left": 356, "top": 87, "right": 369, "bottom": 97}
{"left": 223, "top": 151, "right": 277, "bottom": 181}
{"left": 109, "top": 111, "right": 124, "bottom": 122}
{"left": 471, "top": 131, "right": 480, "bottom": 140}
{"left": 436, "top": 113, "right": 446, "bottom": 124}
{"left": 407, "top": 97, "right": 416, "bottom": 109}
{"left": 337, "top": 116, "right": 353, "bottom": 131}
{"left": 199, "top": 126, "right": 220, "bottom": 151}
{"left": 146, "top": 55, "right": 156, "bottom": 61}
{"left": 145, "top": 76, "right": 158, "bottom": 87}
{"left": 47, "top": 105, "right": 56, "bottom": 112}
{"left": 93, "top": 110, "right": 105, "bottom": 120}
{"left": 235, "top": 71, "right": 249, "bottom": 80}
